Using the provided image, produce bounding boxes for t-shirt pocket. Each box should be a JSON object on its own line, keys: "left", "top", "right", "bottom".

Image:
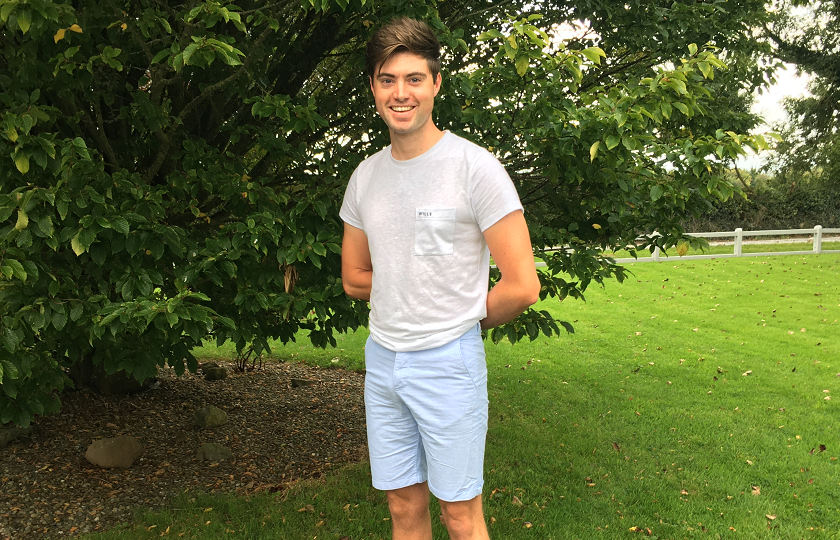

{"left": 414, "top": 208, "right": 456, "bottom": 256}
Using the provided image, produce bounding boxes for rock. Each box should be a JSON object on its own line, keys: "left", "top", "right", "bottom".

{"left": 291, "top": 378, "right": 316, "bottom": 388}
{"left": 85, "top": 435, "right": 144, "bottom": 468}
{"left": 0, "top": 424, "right": 34, "bottom": 449}
{"left": 204, "top": 367, "right": 227, "bottom": 381}
{"left": 196, "top": 442, "right": 233, "bottom": 461}
{"left": 201, "top": 362, "right": 219, "bottom": 370}
{"left": 194, "top": 405, "right": 228, "bottom": 428}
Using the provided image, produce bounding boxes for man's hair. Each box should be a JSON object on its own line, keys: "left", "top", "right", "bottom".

{"left": 365, "top": 17, "right": 441, "bottom": 79}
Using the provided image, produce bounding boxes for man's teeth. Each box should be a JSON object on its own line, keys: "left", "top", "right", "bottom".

{"left": 392, "top": 106, "right": 413, "bottom": 112}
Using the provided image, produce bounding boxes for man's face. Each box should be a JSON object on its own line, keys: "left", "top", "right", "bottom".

{"left": 370, "top": 51, "right": 441, "bottom": 138}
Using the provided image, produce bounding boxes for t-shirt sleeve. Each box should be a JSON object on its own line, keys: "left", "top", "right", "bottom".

{"left": 339, "top": 168, "right": 364, "bottom": 230}
{"left": 470, "top": 150, "right": 524, "bottom": 232}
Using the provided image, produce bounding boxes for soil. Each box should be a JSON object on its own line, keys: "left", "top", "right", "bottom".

{"left": 0, "top": 361, "right": 368, "bottom": 539}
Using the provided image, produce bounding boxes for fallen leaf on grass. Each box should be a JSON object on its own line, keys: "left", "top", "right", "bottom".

{"left": 680, "top": 489, "right": 689, "bottom": 495}
{"left": 766, "top": 514, "right": 777, "bottom": 520}
{"left": 820, "top": 444, "right": 826, "bottom": 452}
{"left": 751, "top": 485, "right": 761, "bottom": 496}
{"left": 524, "top": 522, "right": 533, "bottom": 528}
{"left": 612, "top": 442, "right": 621, "bottom": 451}
{"left": 298, "top": 504, "right": 315, "bottom": 513}
{"left": 743, "top": 370, "right": 752, "bottom": 376}
{"left": 512, "top": 495, "right": 523, "bottom": 506}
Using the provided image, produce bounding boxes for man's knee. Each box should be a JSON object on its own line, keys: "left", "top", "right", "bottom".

{"left": 439, "top": 495, "right": 488, "bottom": 539}
{"left": 386, "top": 483, "right": 430, "bottom": 521}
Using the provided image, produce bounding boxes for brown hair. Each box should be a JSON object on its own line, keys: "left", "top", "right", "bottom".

{"left": 365, "top": 17, "right": 441, "bottom": 79}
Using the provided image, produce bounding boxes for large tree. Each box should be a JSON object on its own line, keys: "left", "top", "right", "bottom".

{"left": 763, "top": 1, "right": 840, "bottom": 188}
{"left": 0, "top": 0, "right": 773, "bottom": 427}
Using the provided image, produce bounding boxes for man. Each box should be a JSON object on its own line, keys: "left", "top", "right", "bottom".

{"left": 340, "top": 17, "right": 540, "bottom": 540}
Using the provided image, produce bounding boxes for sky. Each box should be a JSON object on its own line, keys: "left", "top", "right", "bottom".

{"left": 737, "top": 64, "right": 812, "bottom": 169}
{"left": 752, "top": 64, "right": 812, "bottom": 130}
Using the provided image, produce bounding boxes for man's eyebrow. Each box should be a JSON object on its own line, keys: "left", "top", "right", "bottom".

{"left": 377, "top": 71, "right": 428, "bottom": 79}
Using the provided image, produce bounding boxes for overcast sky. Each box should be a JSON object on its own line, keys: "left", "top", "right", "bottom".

{"left": 737, "top": 64, "right": 812, "bottom": 169}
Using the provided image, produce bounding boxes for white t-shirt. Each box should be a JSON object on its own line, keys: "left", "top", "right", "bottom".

{"left": 340, "top": 131, "right": 523, "bottom": 352}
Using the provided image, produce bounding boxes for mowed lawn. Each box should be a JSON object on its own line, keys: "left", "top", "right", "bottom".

{"left": 85, "top": 254, "right": 840, "bottom": 540}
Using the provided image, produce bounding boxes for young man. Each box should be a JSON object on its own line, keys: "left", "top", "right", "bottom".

{"left": 340, "top": 17, "right": 540, "bottom": 540}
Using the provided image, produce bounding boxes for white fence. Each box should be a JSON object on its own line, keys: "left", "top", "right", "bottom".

{"left": 615, "top": 225, "right": 840, "bottom": 263}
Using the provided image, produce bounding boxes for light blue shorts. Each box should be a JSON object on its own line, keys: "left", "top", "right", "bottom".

{"left": 364, "top": 324, "right": 488, "bottom": 502}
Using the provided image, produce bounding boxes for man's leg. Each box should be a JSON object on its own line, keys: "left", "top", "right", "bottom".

{"left": 386, "top": 481, "right": 432, "bottom": 540}
{"left": 439, "top": 494, "right": 489, "bottom": 540}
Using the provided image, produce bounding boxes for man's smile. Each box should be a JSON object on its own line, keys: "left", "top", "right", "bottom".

{"left": 390, "top": 106, "right": 415, "bottom": 112}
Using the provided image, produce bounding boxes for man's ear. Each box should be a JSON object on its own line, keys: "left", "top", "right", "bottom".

{"left": 370, "top": 76, "right": 375, "bottom": 95}
{"left": 433, "top": 72, "right": 442, "bottom": 97}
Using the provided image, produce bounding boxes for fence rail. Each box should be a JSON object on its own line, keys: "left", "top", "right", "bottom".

{"left": 616, "top": 225, "right": 840, "bottom": 263}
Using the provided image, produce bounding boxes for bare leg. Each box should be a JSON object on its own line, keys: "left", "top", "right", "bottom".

{"left": 439, "top": 494, "right": 489, "bottom": 540}
{"left": 386, "top": 482, "right": 433, "bottom": 540}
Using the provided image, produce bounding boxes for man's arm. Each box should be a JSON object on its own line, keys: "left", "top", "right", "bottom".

{"left": 481, "top": 210, "right": 541, "bottom": 330}
{"left": 341, "top": 222, "right": 373, "bottom": 301}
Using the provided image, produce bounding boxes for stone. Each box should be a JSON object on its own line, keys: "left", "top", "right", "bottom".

{"left": 194, "top": 405, "right": 228, "bottom": 428}
{"left": 291, "top": 378, "right": 316, "bottom": 388}
{"left": 196, "top": 442, "right": 233, "bottom": 461}
{"left": 204, "top": 366, "right": 227, "bottom": 381}
{"left": 85, "top": 435, "right": 144, "bottom": 468}
{"left": 0, "top": 424, "right": 34, "bottom": 449}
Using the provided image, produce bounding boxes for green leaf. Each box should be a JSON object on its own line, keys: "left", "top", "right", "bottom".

{"left": 0, "top": 1, "right": 19, "bottom": 23}
{"left": 650, "top": 185, "right": 664, "bottom": 202}
{"left": 688, "top": 43, "right": 698, "bottom": 56}
{"left": 6, "top": 259, "right": 26, "bottom": 282}
{"left": 605, "top": 135, "right": 620, "bottom": 150}
{"left": 0, "top": 359, "right": 18, "bottom": 380}
{"left": 151, "top": 49, "right": 169, "bottom": 63}
{"left": 69, "top": 302, "right": 83, "bottom": 322}
{"left": 673, "top": 102, "right": 690, "bottom": 116}
{"left": 581, "top": 47, "right": 606, "bottom": 65}
{"left": 111, "top": 216, "right": 130, "bottom": 235}
{"left": 52, "top": 309, "right": 67, "bottom": 331}
{"left": 14, "top": 209, "right": 28, "bottom": 231}
{"left": 71, "top": 231, "right": 85, "bottom": 255}
{"left": 589, "top": 141, "right": 599, "bottom": 162}
{"left": 14, "top": 152, "right": 29, "bottom": 174}
{"left": 16, "top": 7, "right": 30, "bottom": 33}
{"left": 515, "top": 55, "right": 529, "bottom": 77}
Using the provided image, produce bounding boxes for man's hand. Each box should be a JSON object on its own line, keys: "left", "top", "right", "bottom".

{"left": 481, "top": 210, "right": 540, "bottom": 330}
{"left": 341, "top": 223, "right": 373, "bottom": 301}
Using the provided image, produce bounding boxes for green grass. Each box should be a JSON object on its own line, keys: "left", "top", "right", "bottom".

{"left": 82, "top": 254, "right": 840, "bottom": 540}
{"left": 604, "top": 241, "right": 840, "bottom": 259}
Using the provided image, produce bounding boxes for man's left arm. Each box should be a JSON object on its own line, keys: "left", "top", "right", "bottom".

{"left": 480, "top": 210, "right": 541, "bottom": 330}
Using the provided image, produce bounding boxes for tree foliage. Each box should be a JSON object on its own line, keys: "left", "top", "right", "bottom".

{"left": 764, "top": 1, "right": 840, "bottom": 188}
{"left": 1, "top": 0, "right": 773, "bottom": 426}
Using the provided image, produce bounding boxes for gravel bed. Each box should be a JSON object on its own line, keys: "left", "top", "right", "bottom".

{"left": 0, "top": 361, "right": 367, "bottom": 539}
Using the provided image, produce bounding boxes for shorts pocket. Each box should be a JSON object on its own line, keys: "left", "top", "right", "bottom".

{"left": 414, "top": 208, "right": 455, "bottom": 256}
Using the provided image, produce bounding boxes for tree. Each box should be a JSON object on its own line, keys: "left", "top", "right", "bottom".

{"left": 763, "top": 1, "right": 840, "bottom": 188}
{"left": 1, "top": 0, "right": 773, "bottom": 427}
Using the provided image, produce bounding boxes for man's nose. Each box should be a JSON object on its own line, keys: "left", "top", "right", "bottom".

{"left": 394, "top": 80, "right": 409, "bottom": 100}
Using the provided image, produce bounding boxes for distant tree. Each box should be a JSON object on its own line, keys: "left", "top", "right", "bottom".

{"left": 763, "top": 0, "right": 840, "bottom": 188}
{"left": 1, "top": 0, "right": 773, "bottom": 427}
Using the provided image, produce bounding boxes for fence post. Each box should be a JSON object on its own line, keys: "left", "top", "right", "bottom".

{"left": 653, "top": 245, "right": 660, "bottom": 262}
{"left": 814, "top": 225, "right": 823, "bottom": 254}
{"left": 734, "top": 228, "right": 743, "bottom": 256}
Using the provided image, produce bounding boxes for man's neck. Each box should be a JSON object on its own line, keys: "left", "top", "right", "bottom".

{"left": 389, "top": 124, "right": 445, "bottom": 161}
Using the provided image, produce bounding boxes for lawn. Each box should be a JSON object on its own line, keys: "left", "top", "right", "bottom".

{"left": 83, "top": 254, "right": 840, "bottom": 539}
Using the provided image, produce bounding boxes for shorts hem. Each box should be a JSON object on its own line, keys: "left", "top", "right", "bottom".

{"left": 429, "top": 482, "right": 484, "bottom": 503}
{"left": 372, "top": 475, "right": 427, "bottom": 493}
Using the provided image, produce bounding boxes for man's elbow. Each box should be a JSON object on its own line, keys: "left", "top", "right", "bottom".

{"left": 523, "top": 279, "right": 541, "bottom": 308}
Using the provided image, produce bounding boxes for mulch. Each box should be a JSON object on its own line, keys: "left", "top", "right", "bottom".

{"left": 0, "top": 361, "right": 368, "bottom": 539}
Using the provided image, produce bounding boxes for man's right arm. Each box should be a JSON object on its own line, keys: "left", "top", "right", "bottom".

{"left": 341, "top": 223, "right": 373, "bottom": 301}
